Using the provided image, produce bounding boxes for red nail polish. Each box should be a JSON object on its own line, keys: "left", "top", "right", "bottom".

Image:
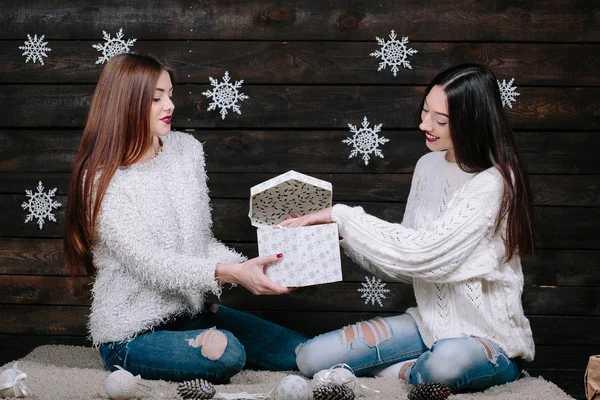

{"left": 277, "top": 253, "right": 283, "bottom": 258}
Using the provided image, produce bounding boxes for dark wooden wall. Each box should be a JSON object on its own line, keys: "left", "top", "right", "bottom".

{"left": 0, "top": 1, "right": 598, "bottom": 398}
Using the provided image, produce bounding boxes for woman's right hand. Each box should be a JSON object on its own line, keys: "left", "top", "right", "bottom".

{"left": 215, "top": 254, "right": 292, "bottom": 295}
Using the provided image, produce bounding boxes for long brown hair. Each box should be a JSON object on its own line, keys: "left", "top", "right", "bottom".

{"left": 420, "top": 64, "right": 535, "bottom": 261}
{"left": 64, "top": 53, "right": 176, "bottom": 276}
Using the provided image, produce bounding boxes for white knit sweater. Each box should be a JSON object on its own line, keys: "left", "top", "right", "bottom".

{"left": 331, "top": 151, "right": 535, "bottom": 361}
{"left": 89, "top": 131, "right": 246, "bottom": 345}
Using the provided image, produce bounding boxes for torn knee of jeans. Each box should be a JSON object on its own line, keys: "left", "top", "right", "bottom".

{"left": 341, "top": 318, "right": 392, "bottom": 347}
{"left": 295, "top": 343, "right": 303, "bottom": 355}
{"left": 473, "top": 337, "right": 499, "bottom": 365}
{"left": 187, "top": 328, "right": 228, "bottom": 361}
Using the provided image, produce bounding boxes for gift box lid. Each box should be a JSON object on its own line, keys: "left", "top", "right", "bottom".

{"left": 249, "top": 170, "right": 332, "bottom": 228}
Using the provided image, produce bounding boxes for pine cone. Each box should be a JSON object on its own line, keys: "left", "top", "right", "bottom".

{"left": 312, "top": 382, "right": 356, "bottom": 400}
{"left": 177, "top": 378, "right": 216, "bottom": 400}
{"left": 407, "top": 382, "right": 452, "bottom": 400}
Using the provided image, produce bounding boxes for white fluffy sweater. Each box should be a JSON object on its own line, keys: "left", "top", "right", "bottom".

{"left": 332, "top": 151, "right": 535, "bottom": 361}
{"left": 89, "top": 131, "right": 246, "bottom": 345}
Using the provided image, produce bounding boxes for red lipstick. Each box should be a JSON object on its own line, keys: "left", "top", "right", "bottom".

{"left": 161, "top": 116, "right": 172, "bottom": 124}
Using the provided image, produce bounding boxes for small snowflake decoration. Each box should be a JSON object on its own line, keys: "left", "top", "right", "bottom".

{"left": 371, "top": 30, "right": 418, "bottom": 77}
{"left": 497, "top": 78, "right": 520, "bottom": 108}
{"left": 19, "top": 34, "right": 51, "bottom": 65}
{"left": 343, "top": 116, "right": 389, "bottom": 165}
{"left": 358, "top": 276, "right": 390, "bottom": 307}
{"left": 202, "top": 71, "right": 249, "bottom": 120}
{"left": 21, "top": 181, "right": 62, "bottom": 230}
{"left": 92, "top": 28, "right": 137, "bottom": 64}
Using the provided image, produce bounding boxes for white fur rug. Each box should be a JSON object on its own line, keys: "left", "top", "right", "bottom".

{"left": 0, "top": 345, "right": 572, "bottom": 399}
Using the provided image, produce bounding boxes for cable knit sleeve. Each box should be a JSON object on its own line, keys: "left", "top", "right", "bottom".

{"left": 96, "top": 189, "right": 224, "bottom": 296}
{"left": 400, "top": 159, "right": 422, "bottom": 229}
{"left": 331, "top": 169, "right": 504, "bottom": 283}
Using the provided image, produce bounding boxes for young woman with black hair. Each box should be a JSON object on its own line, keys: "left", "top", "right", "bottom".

{"left": 284, "top": 64, "right": 536, "bottom": 392}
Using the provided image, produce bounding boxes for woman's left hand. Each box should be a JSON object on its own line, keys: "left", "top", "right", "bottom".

{"left": 278, "top": 207, "right": 333, "bottom": 228}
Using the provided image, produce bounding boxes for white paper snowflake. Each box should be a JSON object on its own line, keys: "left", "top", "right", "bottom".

{"left": 18, "top": 34, "right": 51, "bottom": 65}
{"left": 371, "top": 30, "right": 418, "bottom": 77}
{"left": 497, "top": 78, "right": 520, "bottom": 109}
{"left": 92, "top": 28, "right": 137, "bottom": 64}
{"left": 343, "top": 116, "right": 389, "bottom": 165}
{"left": 358, "top": 276, "right": 391, "bottom": 307}
{"left": 21, "top": 181, "right": 62, "bottom": 230}
{"left": 202, "top": 71, "right": 249, "bottom": 120}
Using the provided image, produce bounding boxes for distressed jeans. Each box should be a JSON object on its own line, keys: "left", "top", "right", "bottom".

{"left": 98, "top": 304, "right": 308, "bottom": 383}
{"left": 296, "top": 314, "right": 522, "bottom": 392}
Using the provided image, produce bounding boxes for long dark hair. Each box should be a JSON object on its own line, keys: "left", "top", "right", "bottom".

{"left": 420, "top": 64, "right": 535, "bottom": 261}
{"left": 64, "top": 53, "right": 176, "bottom": 276}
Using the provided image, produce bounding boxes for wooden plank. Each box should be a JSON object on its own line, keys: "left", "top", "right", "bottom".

{"left": 0, "top": 306, "right": 597, "bottom": 346}
{"left": 2, "top": 41, "right": 598, "bottom": 86}
{"left": 1, "top": 276, "right": 599, "bottom": 319}
{"left": 2, "top": 277, "right": 598, "bottom": 318}
{"left": 0, "top": 335, "right": 91, "bottom": 367}
{"left": 1, "top": 86, "right": 598, "bottom": 130}
{"left": 1, "top": 130, "right": 599, "bottom": 175}
{"left": 0, "top": 276, "right": 91, "bottom": 306}
{"left": 2, "top": 172, "right": 597, "bottom": 207}
{"left": 0, "top": 305, "right": 88, "bottom": 336}
{"left": 2, "top": 195, "right": 599, "bottom": 249}
{"left": 1, "top": 0, "right": 597, "bottom": 42}
{"left": 0, "top": 239, "right": 68, "bottom": 276}
{"left": 528, "top": 345, "right": 600, "bottom": 371}
{"left": 2, "top": 239, "right": 599, "bottom": 288}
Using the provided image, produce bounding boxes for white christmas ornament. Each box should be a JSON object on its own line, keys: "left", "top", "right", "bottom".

{"left": 105, "top": 366, "right": 164, "bottom": 400}
{"left": 275, "top": 375, "right": 310, "bottom": 400}
{"left": 105, "top": 369, "right": 138, "bottom": 400}
{"left": 497, "top": 78, "right": 520, "bottom": 108}
{"left": 0, "top": 362, "right": 32, "bottom": 398}
{"left": 343, "top": 116, "right": 389, "bottom": 166}
{"left": 313, "top": 366, "right": 355, "bottom": 386}
{"left": 93, "top": 28, "right": 137, "bottom": 64}
{"left": 18, "top": 34, "right": 51, "bottom": 65}
{"left": 313, "top": 364, "right": 379, "bottom": 398}
{"left": 202, "top": 71, "right": 249, "bottom": 120}
{"left": 358, "top": 276, "right": 390, "bottom": 307}
{"left": 22, "top": 181, "right": 62, "bottom": 230}
{"left": 371, "top": 30, "right": 417, "bottom": 77}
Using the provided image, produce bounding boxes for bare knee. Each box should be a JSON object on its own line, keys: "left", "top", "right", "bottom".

{"left": 343, "top": 319, "right": 391, "bottom": 347}
{"left": 187, "top": 328, "right": 228, "bottom": 361}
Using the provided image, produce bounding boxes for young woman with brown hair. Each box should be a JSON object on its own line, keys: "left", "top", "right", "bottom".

{"left": 284, "top": 64, "right": 536, "bottom": 393}
{"left": 64, "top": 53, "right": 307, "bottom": 383}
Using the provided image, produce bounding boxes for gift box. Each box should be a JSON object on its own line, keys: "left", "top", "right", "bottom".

{"left": 249, "top": 170, "right": 342, "bottom": 287}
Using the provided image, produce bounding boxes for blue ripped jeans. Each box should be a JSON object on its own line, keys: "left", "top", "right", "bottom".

{"left": 296, "top": 314, "right": 522, "bottom": 392}
{"left": 99, "top": 305, "right": 308, "bottom": 383}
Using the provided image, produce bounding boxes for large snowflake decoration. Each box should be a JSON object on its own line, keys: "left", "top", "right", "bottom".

{"left": 18, "top": 34, "right": 51, "bottom": 65}
{"left": 343, "top": 116, "right": 389, "bottom": 165}
{"left": 371, "top": 30, "right": 418, "bottom": 77}
{"left": 358, "top": 276, "right": 390, "bottom": 307}
{"left": 497, "top": 78, "right": 520, "bottom": 109}
{"left": 92, "top": 28, "right": 137, "bottom": 64}
{"left": 202, "top": 71, "right": 249, "bottom": 120}
{"left": 21, "top": 181, "right": 62, "bottom": 230}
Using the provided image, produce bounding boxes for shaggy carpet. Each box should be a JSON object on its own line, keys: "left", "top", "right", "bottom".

{"left": 0, "top": 345, "right": 573, "bottom": 399}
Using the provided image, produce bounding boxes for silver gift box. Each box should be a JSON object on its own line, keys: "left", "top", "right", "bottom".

{"left": 249, "top": 170, "right": 342, "bottom": 287}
